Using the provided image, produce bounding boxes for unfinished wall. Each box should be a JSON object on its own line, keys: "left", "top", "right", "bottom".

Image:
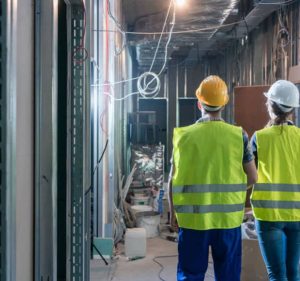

{"left": 217, "top": 2, "right": 299, "bottom": 89}
{"left": 160, "top": 2, "right": 300, "bottom": 163}
{"left": 91, "top": 0, "right": 134, "bottom": 239}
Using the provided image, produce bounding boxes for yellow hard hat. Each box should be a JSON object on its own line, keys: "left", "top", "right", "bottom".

{"left": 195, "top": 75, "right": 229, "bottom": 107}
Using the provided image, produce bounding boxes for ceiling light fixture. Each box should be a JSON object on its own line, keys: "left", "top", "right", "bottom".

{"left": 175, "top": 0, "right": 186, "bottom": 7}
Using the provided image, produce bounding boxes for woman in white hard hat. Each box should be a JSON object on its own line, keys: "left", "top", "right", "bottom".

{"left": 251, "top": 80, "right": 300, "bottom": 281}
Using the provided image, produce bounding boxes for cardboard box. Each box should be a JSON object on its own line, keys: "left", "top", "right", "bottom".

{"left": 241, "top": 239, "right": 268, "bottom": 281}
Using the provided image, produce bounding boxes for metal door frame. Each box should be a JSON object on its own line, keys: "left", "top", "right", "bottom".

{"left": 4, "top": 0, "right": 17, "bottom": 280}
{"left": 1, "top": 1, "right": 8, "bottom": 280}
{"left": 35, "top": 0, "right": 58, "bottom": 279}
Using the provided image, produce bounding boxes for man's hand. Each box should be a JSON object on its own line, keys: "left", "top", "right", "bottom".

{"left": 168, "top": 165, "right": 178, "bottom": 232}
{"left": 170, "top": 211, "right": 178, "bottom": 232}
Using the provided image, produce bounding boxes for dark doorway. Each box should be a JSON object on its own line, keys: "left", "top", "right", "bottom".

{"left": 57, "top": 1, "right": 67, "bottom": 280}
{"left": 178, "top": 98, "right": 201, "bottom": 126}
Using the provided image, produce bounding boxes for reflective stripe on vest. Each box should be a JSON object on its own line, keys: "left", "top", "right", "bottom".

{"left": 252, "top": 201, "right": 300, "bottom": 209}
{"left": 254, "top": 183, "right": 300, "bottom": 192}
{"left": 174, "top": 203, "right": 245, "bottom": 214}
{"left": 172, "top": 184, "right": 246, "bottom": 193}
{"left": 172, "top": 121, "right": 247, "bottom": 230}
{"left": 251, "top": 125, "right": 300, "bottom": 221}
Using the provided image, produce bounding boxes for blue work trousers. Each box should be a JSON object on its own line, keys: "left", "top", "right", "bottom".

{"left": 255, "top": 220, "right": 300, "bottom": 281}
{"left": 177, "top": 227, "right": 241, "bottom": 281}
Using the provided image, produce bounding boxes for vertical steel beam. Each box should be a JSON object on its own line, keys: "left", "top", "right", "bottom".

{"left": 66, "top": 2, "right": 90, "bottom": 280}
{"left": 167, "top": 63, "right": 177, "bottom": 164}
{"left": 4, "top": 0, "right": 17, "bottom": 280}
{"left": 91, "top": 0, "right": 104, "bottom": 238}
{"left": 96, "top": 0, "right": 104, "bottom": 238}
{"left": 35, "top": 0, "right": 58, "bottom": 280}
{"left": 84, "top": 1, "right": 91, "bottom": 278}
{"left": 70, "top": 6, "right": 84, "bottom": 279}
{"left": 34, "top": 2, "right": 41, "bottom": 279}
{"left": 0, "top": 1, "right": 7, "bottom": 280}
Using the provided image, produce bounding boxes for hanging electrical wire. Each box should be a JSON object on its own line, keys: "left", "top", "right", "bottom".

{"left": 107, "top": 0, "right": 127, "bottom": 56}
{"left": 85, "top": 139, "right": 109, "bottom": 196}
{"left": 135, "top": 0, "right": 176, "bottom": 99}
{"left": 149, "top": 0, "right": 174, "bottom": 72}
{"left": 96, "top": 0, "right": 175, "bottom": 101}
{"left": 270, "top": 4, "right": 291, "bottom": 80}
{"left": 243, "top": 17, "right": 249, "bottom": 35}
{"left": 103, "top": 90, "right": 140, "bottom": 101}
{"left": 137, "top": 72, "right": 161, "bottom": 98}
{"left": 277, "top": 7, "right": 290, "bottom": 48}
{"left": 90, "top": 20, "right": 249, "bottom": 91}
{"left": 91, "top": 0, "right": 298, "bottom": 101}
{"left": 158, "top": 6, "right": 176, "bottom": 77}
{"left": 277, "top": 28, "right": 290, "bottom": 48}
{"left": 91, "top": 76, "right": 139, "bottom": 87}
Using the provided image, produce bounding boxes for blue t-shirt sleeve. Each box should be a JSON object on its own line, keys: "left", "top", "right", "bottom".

{"left": 243, "top": 131, "right": 254, "bottom": 163}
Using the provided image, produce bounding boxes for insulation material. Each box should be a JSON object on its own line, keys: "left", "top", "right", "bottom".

{"left": 131, "top": 144, "right": 164, "bottom": 188}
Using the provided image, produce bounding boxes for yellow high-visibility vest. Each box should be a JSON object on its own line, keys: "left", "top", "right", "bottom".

{"left": 251, "top": 125, "right": 300, "bottom": 221}
{"left": 172, "top": 121, "right": 247, "bottom": 230}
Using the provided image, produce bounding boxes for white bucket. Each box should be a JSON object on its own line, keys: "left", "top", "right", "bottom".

{"left": 136, "top": 211, "right": 160, "bottom": 238}
{"left": 131, "top": 195, "right": 150, "bottom": 205}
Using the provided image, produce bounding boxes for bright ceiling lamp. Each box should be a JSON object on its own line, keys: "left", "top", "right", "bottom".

{"left": 175, "top": 0, "right": 186, "bottom": 7}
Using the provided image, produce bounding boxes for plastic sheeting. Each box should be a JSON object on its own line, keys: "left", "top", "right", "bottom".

{"left": 242, "top": 209, "right": 257, "bottom": 240}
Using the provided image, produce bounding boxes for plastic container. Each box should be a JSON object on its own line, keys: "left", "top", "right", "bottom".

{"left": 125, "top": 228, "right": 146, "bottom": 258}
{"left": 136, "top": 211, "right": 160, "bottom": 238}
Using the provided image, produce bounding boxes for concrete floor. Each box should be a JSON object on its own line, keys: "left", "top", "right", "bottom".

{"left": 90, "top": 236, "right": 215, "bottom": 281}
{"left": 90, "top": 197, "right": 215, "bottom": 281}
{"left": 89, "top": 197, "right": 271, "bottom": 281}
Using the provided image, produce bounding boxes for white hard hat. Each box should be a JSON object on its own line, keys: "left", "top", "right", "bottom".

{"left": 264, "top": 80, "right": 300, "bottom": 108}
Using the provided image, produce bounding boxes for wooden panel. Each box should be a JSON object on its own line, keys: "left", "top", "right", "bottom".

{"left": 234, "top": 86, "right": 270, "bottom": 208}
{"left": 234, "top": 85, "right": 270, "bottom": 138}
{"left": 289, "top": 65, "right": 300, "bottom": 84}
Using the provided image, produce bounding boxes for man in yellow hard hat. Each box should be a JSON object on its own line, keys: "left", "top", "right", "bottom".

{"left": 168, "top": 75, "right": 257, "bottom": 281}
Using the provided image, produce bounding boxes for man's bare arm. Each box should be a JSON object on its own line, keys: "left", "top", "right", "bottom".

{"left": 168, "top": 165, "right": 178, "bottom": 230}
{"left": 243, "top": 160, "right": 258, "bottom": 189}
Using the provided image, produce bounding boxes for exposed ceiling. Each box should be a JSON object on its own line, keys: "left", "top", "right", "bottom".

{"left": 122, "top": 0, "right": 284, "bottom": 71}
